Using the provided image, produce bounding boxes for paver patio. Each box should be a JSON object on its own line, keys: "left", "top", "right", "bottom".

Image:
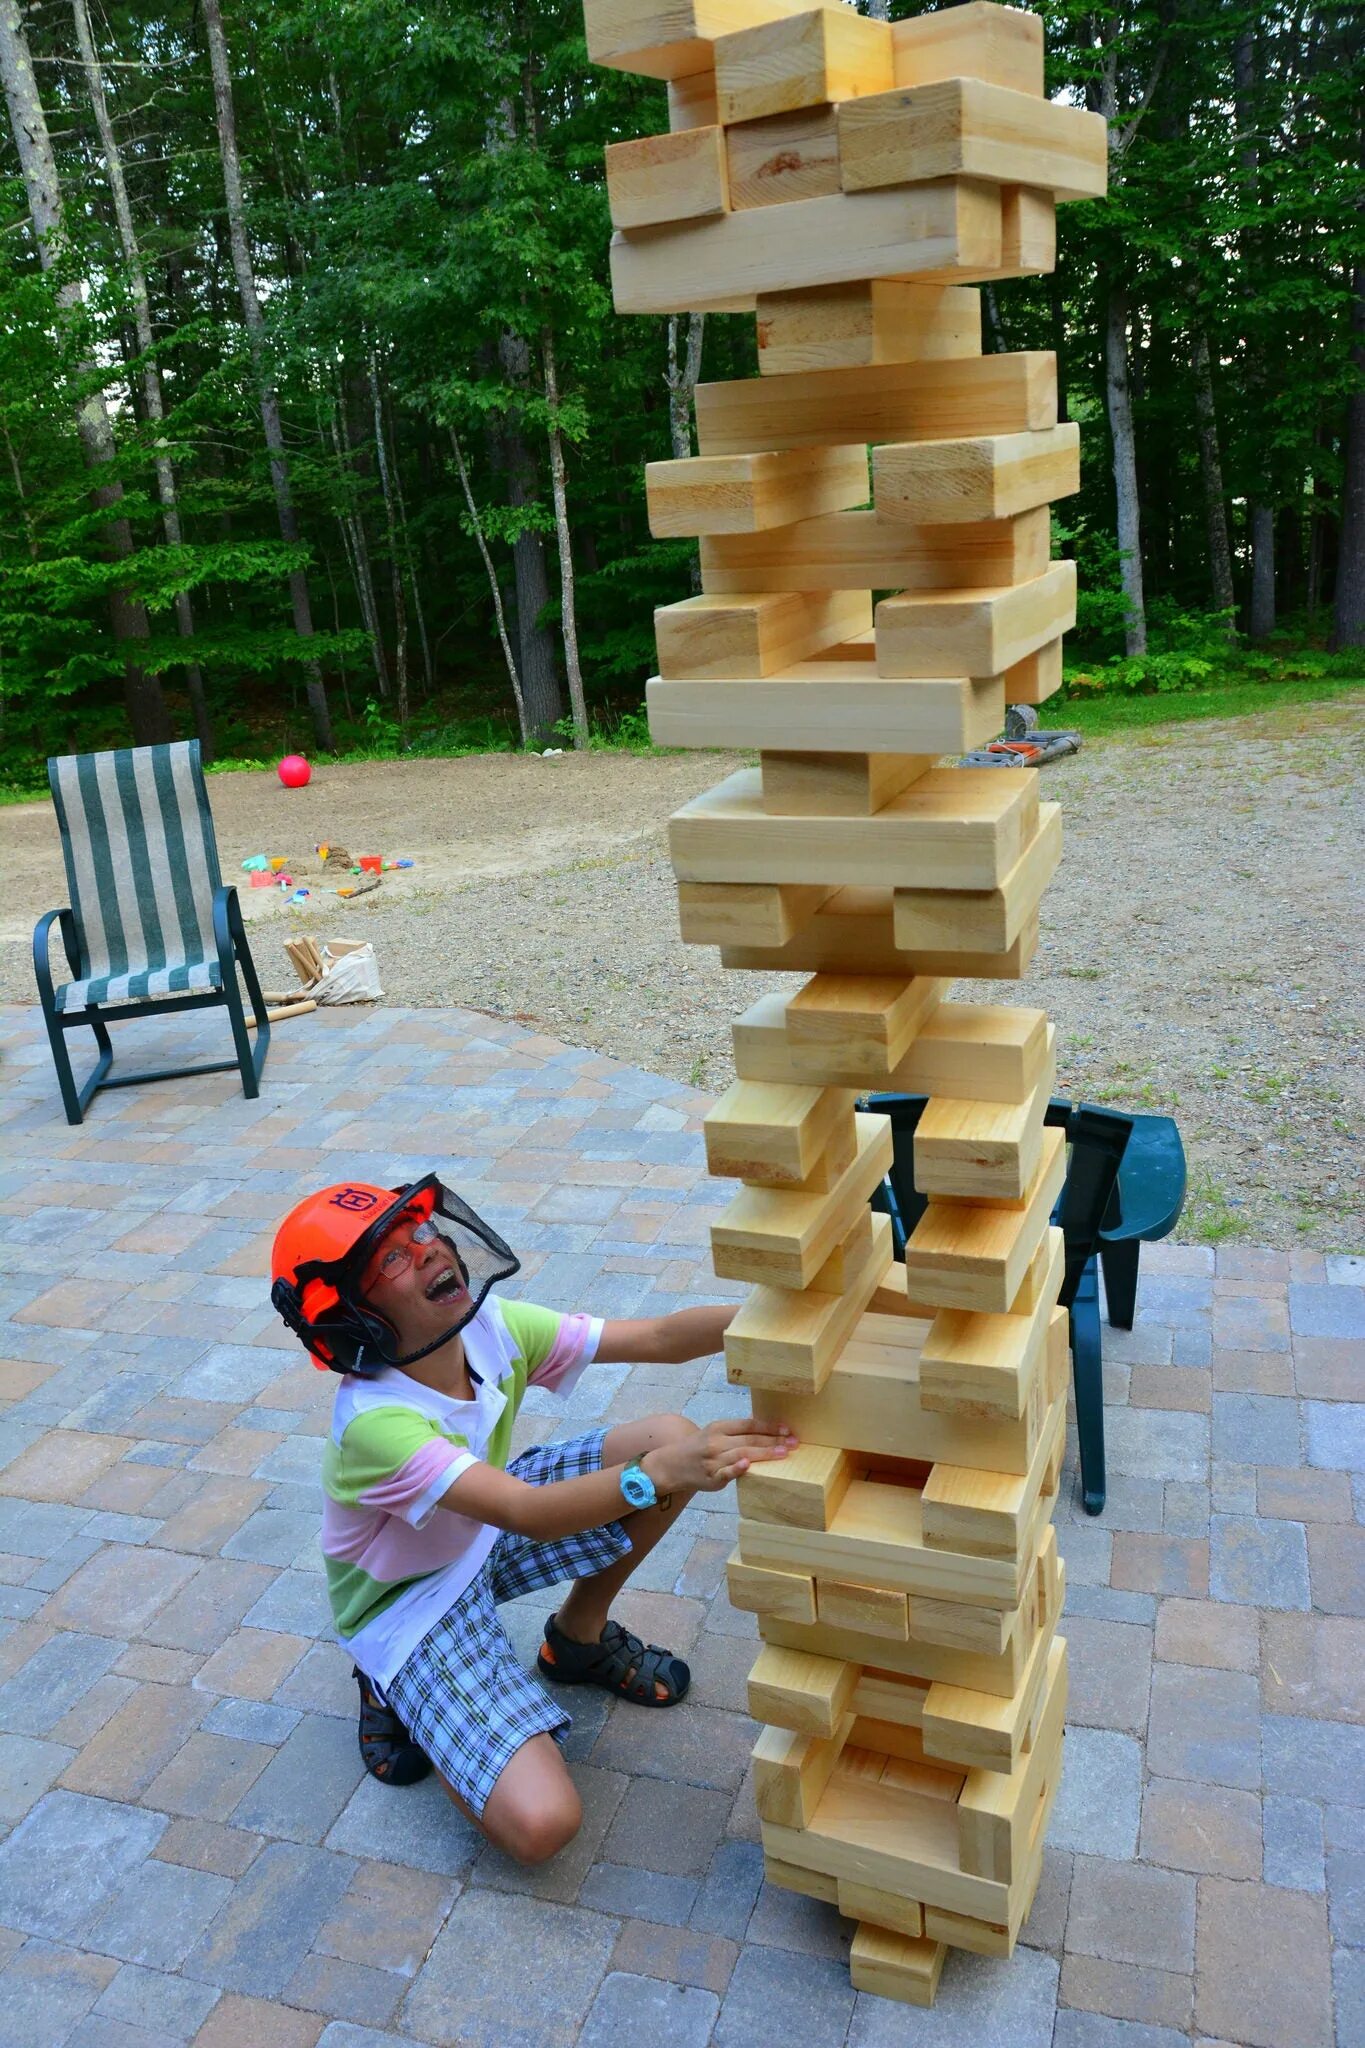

{"left": 0, "top": 999, "right": 1361, "bottom": 2048}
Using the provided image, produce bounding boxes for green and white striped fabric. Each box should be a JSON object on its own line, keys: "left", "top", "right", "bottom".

{"left": 47, "top": 740, "right": 226, "bottom": 1012}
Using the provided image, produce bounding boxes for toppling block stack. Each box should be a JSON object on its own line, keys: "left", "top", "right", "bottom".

{"left": 583, "top": 0, "right": 1105, "bottom": 2004}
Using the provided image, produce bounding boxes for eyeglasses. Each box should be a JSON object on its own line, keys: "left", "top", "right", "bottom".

{"left": 370, "top": 1217, "right": 443, "bottom": 1282}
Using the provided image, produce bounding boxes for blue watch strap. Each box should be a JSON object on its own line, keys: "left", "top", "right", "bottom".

{"left": 620, "top": 1459, "right": 657, "bottom": 1510}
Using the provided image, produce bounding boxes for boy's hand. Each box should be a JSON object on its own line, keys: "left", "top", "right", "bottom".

{"left": 644, "top": 1418, "right": 796, "bottom": 1496}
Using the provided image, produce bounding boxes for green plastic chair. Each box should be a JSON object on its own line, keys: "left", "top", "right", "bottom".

{"left": 1097, "top": 1114, "right": 1187, "bottom": 1327}
{"left": 33, "top": 739, "right": 270, "bottom": 1124}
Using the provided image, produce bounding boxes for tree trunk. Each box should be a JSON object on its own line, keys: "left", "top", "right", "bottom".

{"left": 386, "top": 394, "right": 433, "bottom": 694}
{"left": 541, "top": 328, "right": 588, "bottom": 749}
{"left": 666, "top": 312, "right": 705, "bottom": 460}
{"left": 1248, "top": 504, "right": 1276, "bottom": 641}
{"left": 1104, "top": 290, "right": 1147, "bottom": 655}
{"left": 71, "top": 0, "right": 214, "bottom": 757}
{"left": 0, "top": 0, "right": 170, "bottom": 745}
{"left": 368, "top": 349, "right": 408, "bottom": 741}
{"left": 327, "top": 382, "right": 389, "bottom": 697}
{"left": 496, "top": 330, "right": 563, "bottom": 745}
{"left": 200, "top": 0, "right": 333, "bottom": 751}
{"left": 1188, "top": 323, "right": 1236, "bottom": 627}
{"left": 1332, "top": 252, "right": 1365, "bottom": 648}
{"left": 449, "top": 427, "right": 528, "bottom": 743}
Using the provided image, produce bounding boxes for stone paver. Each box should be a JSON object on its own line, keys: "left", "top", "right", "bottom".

{"left": 0, "top": 1001, "right": 1360, "bottom": 2047}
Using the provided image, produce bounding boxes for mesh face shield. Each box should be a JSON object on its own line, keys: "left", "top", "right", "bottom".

{"left": 271, "top": 1175, "right": 520, "bottom": 1376}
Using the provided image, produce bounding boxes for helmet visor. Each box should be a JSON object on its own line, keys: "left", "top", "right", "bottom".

{"left": 273, "top": 1176, "right": 519, "bottom": 1374}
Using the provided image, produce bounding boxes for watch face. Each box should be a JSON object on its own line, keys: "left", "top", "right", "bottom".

{"left": 621, "top": 1465, "right": 654, "bottom": 1509}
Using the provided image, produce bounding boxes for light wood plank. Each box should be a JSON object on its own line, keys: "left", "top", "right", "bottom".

{"left": 724, "top": 1212, "right": 893, "bottom": 1394}
{"left": 605, "top": 125, "right": 729, "bottom": 230}
{"left": 731, "top": 989, "right": 1049, "bottom": 1101}
{"left": 748, "top": 1642, "right": 858, "bottom": 1737}
{"left": 698, "top": 505, "right": 1051, "bottom": 592}
{"left": 647, "top": 444, "right": 868, "bottom": 538}
{"left": 585, "top": 0, "right": 815, "bottom": 79}
{"left": 786, "top": 972, "right": 946, "bottom": 1080}
{"left": 817, "top": 1577, "right": 910, "bottom": 1641}
{"left": 914, "top": 1050, "right": 1055, "bottom": 1207}
{"left": 760, "top": 751, "right": 934, "bottom": 817}
{"left": 891, "top": 2, "right": 1044, "bottom": 95}
{"left": 893, "top": 802, "right": 1061, "bottom": 955}
{"left": 711, "top": 1111, "right": 892, "bottom": 1287}
{"left": 727, "top": 1550, "right": 818, "bottom": 1624}
{"left": 849, "top": 1923, "right": 945, "bottom": 2005}
{"left": 704, "top": 1077, "right": 856, "bottom": 1186}
{"left": 753, "top": 1719, "right": 852, "bottom": 1828}
{"left": 874, "top": 424, "right": 1080, "bottom": 525}
{"left": 738, "top": 1443, "right": 853, "bottom": 1530}
{"left": 838, "top": 1881, "right": 924, "bottom": 1940}
{"left": 838, "top": 78, "right": 1107, "bottom": 203}
{"left": 903, "top": 1124, "right": 1067, "bottom": 1313}
{"left": 1002, "top": 636, "right": 1063, "bottom": 704}
{"left": 696, "top": 349, "right": 1057, "bottom": 453}
{"left": 670, "top": 765, "right": 1039, "bottom": 892}
{"left": 756, "top": 280, "right": 981, "bottom": 376}
{"left": 726, "top": 105, "right": 840, "bottom": 209}
{"left": 876, "top": 562, "right": 1077, "bottom": 679}
{"left": 656, "top": 588, "right": 870, "bottom": 678}
{"left": 713, "top": 5, "right": 893, "bottom": 122}
{"left": 647, "top": 672, "right": 1003, "bottom": 756}
{"left": 722, "top": 904, "right": 1040, "bottom": 981}
{"left": 667, "top": 67, "right": 719, "bottom": 126}
{"left": 677, "top": 878, "right": 837, "bottom": 947}
{"left": 610, "top": 179, "right": 1002, "bottom": 315}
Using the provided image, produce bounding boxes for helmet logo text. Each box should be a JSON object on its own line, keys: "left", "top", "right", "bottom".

{"left": 330, "top": 1187, "right": 381, "bottom": 1212}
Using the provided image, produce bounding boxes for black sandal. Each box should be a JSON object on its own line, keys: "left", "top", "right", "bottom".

{"left": 354, "top": 1667, "right": 432, "bottom": 1785}
{"left": 537, "top": 1614, "right": 690, "bottom": 1708}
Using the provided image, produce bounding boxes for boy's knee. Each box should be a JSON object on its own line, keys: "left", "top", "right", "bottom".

{"left": 651, "top": 1412, "right": 697, "bottom": 1447}
{"left": 495, "top": 1785, "right": 582, "bottom": 1866}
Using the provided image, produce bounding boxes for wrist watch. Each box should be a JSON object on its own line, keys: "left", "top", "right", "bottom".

{"left": 619, "top": 1459, "right": 658, "bottom": 1511}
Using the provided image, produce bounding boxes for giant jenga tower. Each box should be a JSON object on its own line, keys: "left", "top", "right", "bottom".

{"left": 583, "top": 0, "right": 1105, "bottom": 2006}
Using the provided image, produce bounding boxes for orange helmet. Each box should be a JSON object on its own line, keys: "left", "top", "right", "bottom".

{"left": 270, "top": 1175, "right": 518, "bottom": 1375}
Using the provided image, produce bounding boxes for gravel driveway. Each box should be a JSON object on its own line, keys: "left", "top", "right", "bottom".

{"left": 3, "top": 696, "right": 1360, "bottom": 1248}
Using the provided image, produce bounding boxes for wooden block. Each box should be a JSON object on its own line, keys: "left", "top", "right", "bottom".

{"left": 850, "top": 1672, "right": 928, "bottom": 1728}
{"left": 997, "top": 184, "right": 1055, "bottom": 274}
{"left": 920, "top": 1535, "right": 1059, "bottom": 1771}
{"left": 724, "top": 1212, "right": 893, "bottom": 1393}
{"left": 920, "top": 1418, "right": 1053, "bottom": 1559}
{"left": 876, "top": 562, "right": 1077, "bottom": 679}
{"left": 732, "top": 990, "right": 1048, "bottom": 1099}
{"left": 764, "top": 1854, "right": 840, "bottom": 1903}
{"left": 739, "top": 1476, "right": 1022, "bottom": 1608}
{"left": 760, "top": 752, "right": 933, "bottom": 818}
{"left": 914, "top": 1057, "right": 1053, "bottom": 1206}
{"left": 1046, "top": 1300, "right": 1069, "bottom": 1405}
{"left": 809, "top": 1198, "right": 871, "bottom": 1275}
{"left": 704, "top": 1077, "right": 856, "bottom": 1186}
{"left": 646, "top": 444, "right": 868, "bottom": 538}
{"left": 874, "top": 424, "right": 1080, "bottom": 526}
{"left": 756, "top": 280, "right": 981, "bottom": 376}
{"left": 584, "top": 0, "right": 814, "bottom": 79}
{"left": 726, "top": 900, "right": 1039, "bottom": 983}
{"left": 818, "top": 1577, "right": 910, "bottom": 1642}
{"left": 956, "top": 1635, "right": 1067, "bottom": 1882}
{"left": 849, "top": 1923, "right": 945, "bottom": 2005}
{"left": 606, "top": 126, "right": 729, "bottom": 230}
{"left": 698, "top": 505, "right": 1052, "bottom": 592}
{"left": 647, "top": 671, "right": 1003, "bottom": 757}
{"left": 726, "top": 106, "right": 841, "bottom": 209}
{"left": 749, "top": 1306, "right": 1043, "bottom": 1476}
{"left": 696, "top": 350, "right": 1057, "bottom": 454}
{"left": 656, "top": 589, "right": 869, "bottom": 678}
{"left": 668, "top": 67, "right": 719, "bottom": 126}
{"left": 610, "top": 179, "right": 1003, "bottom": 316}
{"left": 670, "top": 765, "right": 1039, "bottom": 892}
{"left": 838, "top": 1881, "right": 924, "bottom": 1939}
{"left": 918, "top": 1270, "right": 1056, "bottom": 1424}
{"left": 714, "top": 5, "right": 893, "bottom": 122}
{"left": 677, "top": 878, "right": 836, "bottom": 947}
{"left": 711, "top": 1111, "right": 892, "bottom": 1287}
{"left": 727, "top": 1551, "right": 818, "bottom": 1624}
{"left": 738, "top": 1443, "right": 853, "bottom": 1529}
{"left": 748, "top": 1642, "right": 858, "bottom": 1737}
{"left": 763, "top": 1606, "right": 1029, "bottom": 1701}
{"left": 891, "top": 2, "right": 1044, "bottom": 95}
{"left": 903, "top": 1123, "right": 1067, "bottom": 1313}
{"left": 908, "top": 1589, "right": 1014, "bottom": 1656}
{"left": 838, "top": 79, "right": 1107, "bottom": 203}
{"left": 893, "top": 802, "right": 1061, "bottom": 954}
{"left": 1011, "top": 1224, "right": 1064, "bottom": 1314}
{"left": 753, "top": 1719, "right": 851, "bottom": 1828}
{"left": 1002, "top": 636, "right": 1063, "bottom": 704}
{"left": 787, "top": 973, "right": 946, "bottom": 1080}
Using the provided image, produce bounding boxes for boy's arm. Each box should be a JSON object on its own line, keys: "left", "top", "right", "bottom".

{"left": 436, "top": 1414, "right": 793, "bottom": 1540}
{"left": 594, "top": 1303, "right": 736, "bottom": 1367}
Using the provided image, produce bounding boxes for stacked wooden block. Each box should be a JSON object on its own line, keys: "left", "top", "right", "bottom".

{"left": 584, "top": 0, "right": 1105, "bottom": 2005}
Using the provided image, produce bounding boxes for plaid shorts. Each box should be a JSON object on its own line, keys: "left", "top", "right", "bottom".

{"left": 384, "top": 1428, "right": 631, "bottom": 1817}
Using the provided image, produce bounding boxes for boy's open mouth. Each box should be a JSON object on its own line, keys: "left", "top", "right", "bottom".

{"left": 424, "top": 1267, "right": 465, "bottom": 1305}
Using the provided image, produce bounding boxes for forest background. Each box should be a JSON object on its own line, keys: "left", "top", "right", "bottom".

{"left": 0, "top": 0, "right": 1362, "bottom": 789}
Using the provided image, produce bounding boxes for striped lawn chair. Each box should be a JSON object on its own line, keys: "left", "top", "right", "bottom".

{"left": 33, "top": 739, "right": 270, "bottom": 1124}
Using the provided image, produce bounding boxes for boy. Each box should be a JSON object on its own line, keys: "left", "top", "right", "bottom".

{"left": 271, "top": 1174, "right": 794, "bottom": 1865}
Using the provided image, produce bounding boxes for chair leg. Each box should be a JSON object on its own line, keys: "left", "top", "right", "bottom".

{"left": 1070, "top": 1257, "right": 1107, "bottom": 1516}
{"left": 217, "top": 890, "right": 267, "bottom": 1099}
{"left": 1100, "top": 1238, "right": 1141, "bottom": 1329}
{"left": 42, "top": 1001, "right": 114, "bottom": 1126}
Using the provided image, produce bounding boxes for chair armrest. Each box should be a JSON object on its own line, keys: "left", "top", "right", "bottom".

{"left": 33, "top": 908, "right": 80, "bottom": 1005}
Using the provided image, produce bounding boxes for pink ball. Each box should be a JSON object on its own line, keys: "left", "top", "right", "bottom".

{"left": 278, "top": 755, "right": 311, "bottom": 789}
